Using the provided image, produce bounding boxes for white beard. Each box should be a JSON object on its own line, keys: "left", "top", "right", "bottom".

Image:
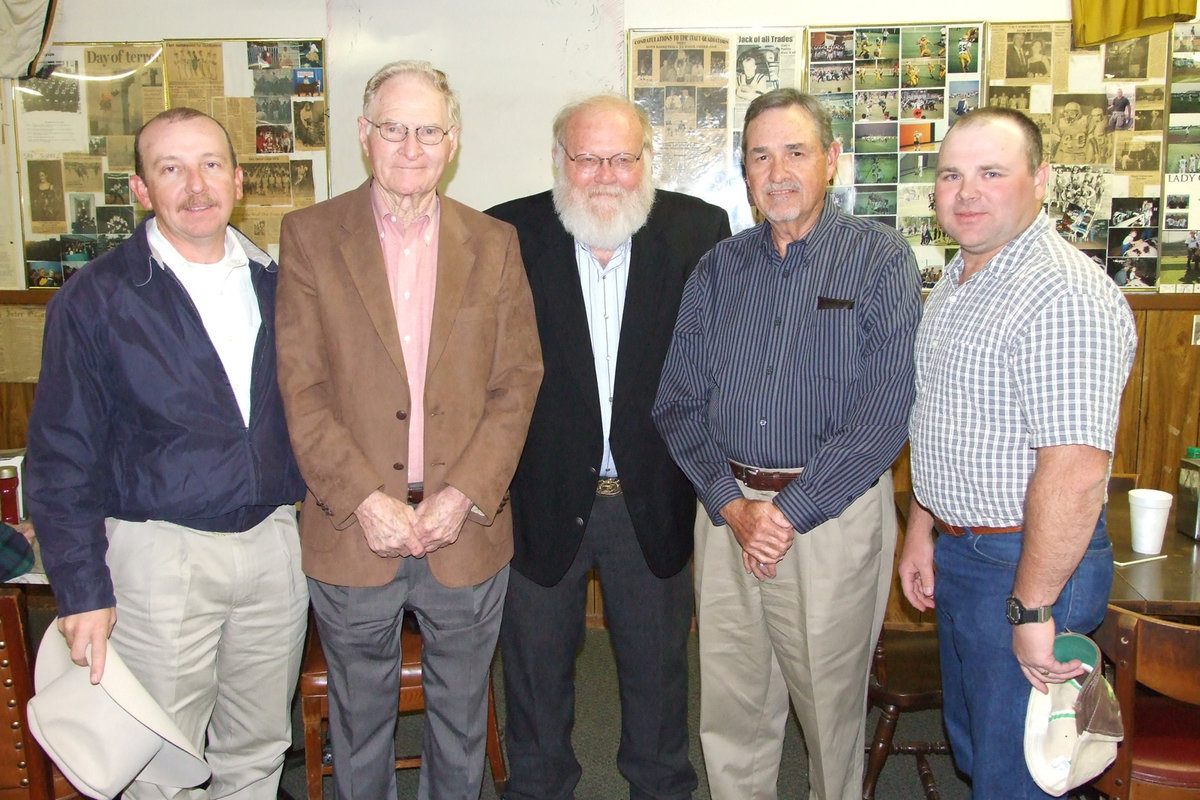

{"left": 552, "top": 169, "right": 656, "bottom": 251}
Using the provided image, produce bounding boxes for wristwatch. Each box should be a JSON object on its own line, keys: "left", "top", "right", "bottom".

{"left": 1006, "top": 595, "right": 1053, "bottom": 625}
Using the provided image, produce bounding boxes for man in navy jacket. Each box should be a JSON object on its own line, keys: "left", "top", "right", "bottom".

{"left": 25, "top": 107, "right": 307, "bottom": 799}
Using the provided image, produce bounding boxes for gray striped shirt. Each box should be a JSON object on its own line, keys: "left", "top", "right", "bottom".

{"left": 909, "top": 212, "right": 1137, "bottom": 526}
{"left": 653, "top": 199, "right": 922, "bottom": 532}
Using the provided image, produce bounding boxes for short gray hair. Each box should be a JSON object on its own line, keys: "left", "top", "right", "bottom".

{"left": 362, "top": 60, "right": 461, "bottom": 128}
{"left": 552, "top": 94, "right": 654, "bottom": 162}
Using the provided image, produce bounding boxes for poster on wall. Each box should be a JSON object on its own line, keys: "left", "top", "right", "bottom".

{"left": 10, "top": 39, "right": 330, "bottom": 291}
{"left": 987, "top": 23, "right": 1169, "bottom": 291}
{"left": 808, "top": 22, "right": 984, "bottom": 286}
{"left": 1162, "top": 19, "right": 1200, "bottom": 292}
{"left": 629, "top": 29, "right": 806, "bottom": 232}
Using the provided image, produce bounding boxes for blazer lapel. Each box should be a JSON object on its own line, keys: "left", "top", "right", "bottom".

{"left": 340, "top": 183, "right": 408, "bottom": 379}
{"left": 427, "top": 197, "right": 472, "bottom": 374}
{"left": 535, "top": 221, "right": 602, "bottom": 420}
{"left": 615, "top": 224, "right": 668, "bottom": 387}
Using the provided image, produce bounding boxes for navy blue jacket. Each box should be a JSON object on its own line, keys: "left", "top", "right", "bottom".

{"left": 25, "top": 220, "right": 304, "bottom": 616}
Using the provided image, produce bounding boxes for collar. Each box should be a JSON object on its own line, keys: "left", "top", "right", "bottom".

{"left": 944, "top": 211, "right": 1048, "bottom": 285}
{"left": 131, "top": 217, "right": 275, "bottom": 287}
{"left": 145, "top": 217, "right": 249, "bottom": 273}
{"left": 370, "top": 180, "right": 439, "bottom": 234}
{"left": 753, "top": 195, "right": 838, "bottom": 261}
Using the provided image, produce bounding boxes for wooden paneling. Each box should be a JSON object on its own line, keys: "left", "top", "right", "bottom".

{"left": 1136, "top": 309, "right": 1200, "bottom": 491}
{"left": 0, "top": 383, "right": 35, "bottom": 451}
{"left": 1112, "top": 310, "right": 1146, "bottom": 477}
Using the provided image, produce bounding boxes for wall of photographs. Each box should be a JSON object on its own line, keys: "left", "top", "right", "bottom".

{"left": 7, "top": 38, "right": 329, "bottom": 291}
{"left": 629, "top": 29, "right": 807, "bottom": 232}
{"left": 629, "top": 21, "right": 1200, "bottom": 294}
{"left": 986, "top": 23, "right": 1170, "bottom": 292}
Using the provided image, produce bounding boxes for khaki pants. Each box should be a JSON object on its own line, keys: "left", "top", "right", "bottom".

{"left": 694, "top": 473, "right": 896, "bottom": 800}
{"left": 106, "top": 506, "right": 308, "bottom": 799}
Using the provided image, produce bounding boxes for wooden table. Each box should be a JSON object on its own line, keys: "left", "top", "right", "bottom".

{"left": 1106, "top": 492, "right": 1200, "bottom": 620}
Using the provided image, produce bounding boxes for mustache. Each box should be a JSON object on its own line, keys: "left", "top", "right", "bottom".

{"left": 585, "top": 186, "right": 627, "bottom": 199}
{"left": 761, "top": 181, "right": 803, "bottom": 193}
{"left": 179, "top": 193, "right": 218, "bottom": 210}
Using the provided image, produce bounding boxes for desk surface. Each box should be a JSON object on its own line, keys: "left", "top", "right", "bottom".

{"left": 1106, "top": 492, "right": 1200, "bottom": 619}
{"left": 895, "top": 491, "right": 1200, "bottom": 621}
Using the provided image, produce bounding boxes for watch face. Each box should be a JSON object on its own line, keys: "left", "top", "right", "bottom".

{"left": 1006, "top": 595, "right": 1050, "bottom": 624}
{"left": 1006, "top": 596, "right": 1022, "bottom": 624}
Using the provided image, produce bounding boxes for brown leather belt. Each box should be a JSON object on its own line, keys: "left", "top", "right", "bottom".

{"left": 596, "top": 478, "right": 622, "bottom": 496}
{"left": 407, "top": 484, "right": 424, "bottom": 505}
{"left": 933, "top": 517, "right": 1022, "bottom": 536}
{"left": 730, "top": 462, "right": 802, "bottom": 492}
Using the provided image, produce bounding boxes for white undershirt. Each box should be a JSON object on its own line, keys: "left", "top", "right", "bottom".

{"left": 146, "top": 219, "right": 261, "bottom": 426}
{"left": 575, "top": 238, "right": 631, "bottom": 478}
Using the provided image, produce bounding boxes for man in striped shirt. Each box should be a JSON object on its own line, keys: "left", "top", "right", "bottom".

{"left": 900, "top": 107, "right": 1136, "bottom": 799}
{"left": 653, "top": 89, "right": 921, "bottom": 800}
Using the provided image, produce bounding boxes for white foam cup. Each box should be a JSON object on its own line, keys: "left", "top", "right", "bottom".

{"left": 1127, "top": 488, "right": 1173, "bottom": 554}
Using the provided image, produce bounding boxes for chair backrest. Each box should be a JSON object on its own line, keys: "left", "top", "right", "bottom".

{"left": 0, "top": 588, "right": 55, "bottom": 800}
{"left": 1090, "top": 604, "right": 1200, "bottom": 800}
{"left": 1093, "top": 605, "right": 1200, "bottom": 707}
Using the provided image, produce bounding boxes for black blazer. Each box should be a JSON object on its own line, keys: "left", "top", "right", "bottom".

{"left": 487, "top": 190, "right": 730, "bottom": 586}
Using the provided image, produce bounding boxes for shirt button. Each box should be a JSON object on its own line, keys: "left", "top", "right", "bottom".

{"left": 396, "top": 410, "right": 408, "bottom": 420}
{"left": 393, "top": 462, "right": 404, "bottom": 470}
{"left": 766, "top": 366, "right": 774, "bottom": 375}
{"left": 774, "top": 317, "right": 782, "bottom": 326}
{"left": 758, "top": 419, "right": 767, "bottom": 427}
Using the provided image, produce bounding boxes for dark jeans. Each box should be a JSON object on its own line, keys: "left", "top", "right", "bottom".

{"left": 934, "top": 512, "right": 1112, "bottom": 800}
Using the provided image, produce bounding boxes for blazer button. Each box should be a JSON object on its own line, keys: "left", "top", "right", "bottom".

{"left": 396, "top": 410, "right": 408, "bottom": 420}
{"left": 575, "top": 517, "right": 585, "bottom": 526}
{"left": 393, "top": 462, "right": 404, "bottom": 470}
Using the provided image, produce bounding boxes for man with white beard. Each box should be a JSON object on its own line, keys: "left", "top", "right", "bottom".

{"left": 487, "top": 94, "right": 729, "bottom": 800}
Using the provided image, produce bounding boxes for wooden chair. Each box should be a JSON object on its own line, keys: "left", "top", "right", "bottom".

{"left": 298, "top": 611, "right": 507, "bottom": 800}
{"left": 0, "top": 589, "right": 79, "bottom": 800}
{"left": 863, "top": 625, "right": 949, "bottom": 800}
{"left": 1090, "top": 605, "right": 1200, "bottom": 800}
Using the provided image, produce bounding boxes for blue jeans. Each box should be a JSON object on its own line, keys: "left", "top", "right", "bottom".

{"left": 934, "top": 511, "right": 1113, "bottom": 800}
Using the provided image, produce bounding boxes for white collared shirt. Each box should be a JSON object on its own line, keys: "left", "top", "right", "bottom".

{"left": 576, "top": 238, "right": 631, "bottom": 478}
{"left": 147, "top": 219, "right": 261, "bottom": 426}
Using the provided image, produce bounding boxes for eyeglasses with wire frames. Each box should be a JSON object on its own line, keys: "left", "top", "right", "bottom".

{"left": 559, "top": 143, "right": 644, "bottom": 173}
{"left": 363, "top": 119, "right": 453, "bottom": 145}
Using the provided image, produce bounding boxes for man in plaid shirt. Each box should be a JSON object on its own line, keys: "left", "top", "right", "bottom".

{"left": 899, "top": 107, "right": 1136, "bottom": 800}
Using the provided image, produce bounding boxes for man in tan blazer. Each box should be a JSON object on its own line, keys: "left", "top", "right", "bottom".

{"left": 276, "top": 60, "right": 542, "bottom": 800}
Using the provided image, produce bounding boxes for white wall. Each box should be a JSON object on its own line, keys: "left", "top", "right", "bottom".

{"left": 48, "top": 0, "right": 1074, "bottom": 209}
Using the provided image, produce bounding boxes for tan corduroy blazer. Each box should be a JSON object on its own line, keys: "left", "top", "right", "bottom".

{"left": 276, "top": 182, "right": 542, "bottom": 589}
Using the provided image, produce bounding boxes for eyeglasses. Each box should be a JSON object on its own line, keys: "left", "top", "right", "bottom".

{"left": 363, "top": 119, "right": 452, "bottom": 145}
{"left": 561, "top": 146, "right": 644, "bottom": 173}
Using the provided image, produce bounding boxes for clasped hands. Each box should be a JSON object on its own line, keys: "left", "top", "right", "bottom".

{"left": 356, "top": 486, "right": 473, "bottom": 559}
{"left": 720, "top": 497, "right": 795, "bottom": 581}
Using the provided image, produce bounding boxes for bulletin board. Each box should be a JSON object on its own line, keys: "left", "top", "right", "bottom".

{"left": 6, "top": 38, "right": 330, "bottom": 292}
{"left": 628, "top": 28, "right": 807, "bottom": 232}
{"left": 628, "top": 21, "right": 1200, "bottom": 295}
{"left": 986, "top": 23, "right": 1170, "bottom": 291}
